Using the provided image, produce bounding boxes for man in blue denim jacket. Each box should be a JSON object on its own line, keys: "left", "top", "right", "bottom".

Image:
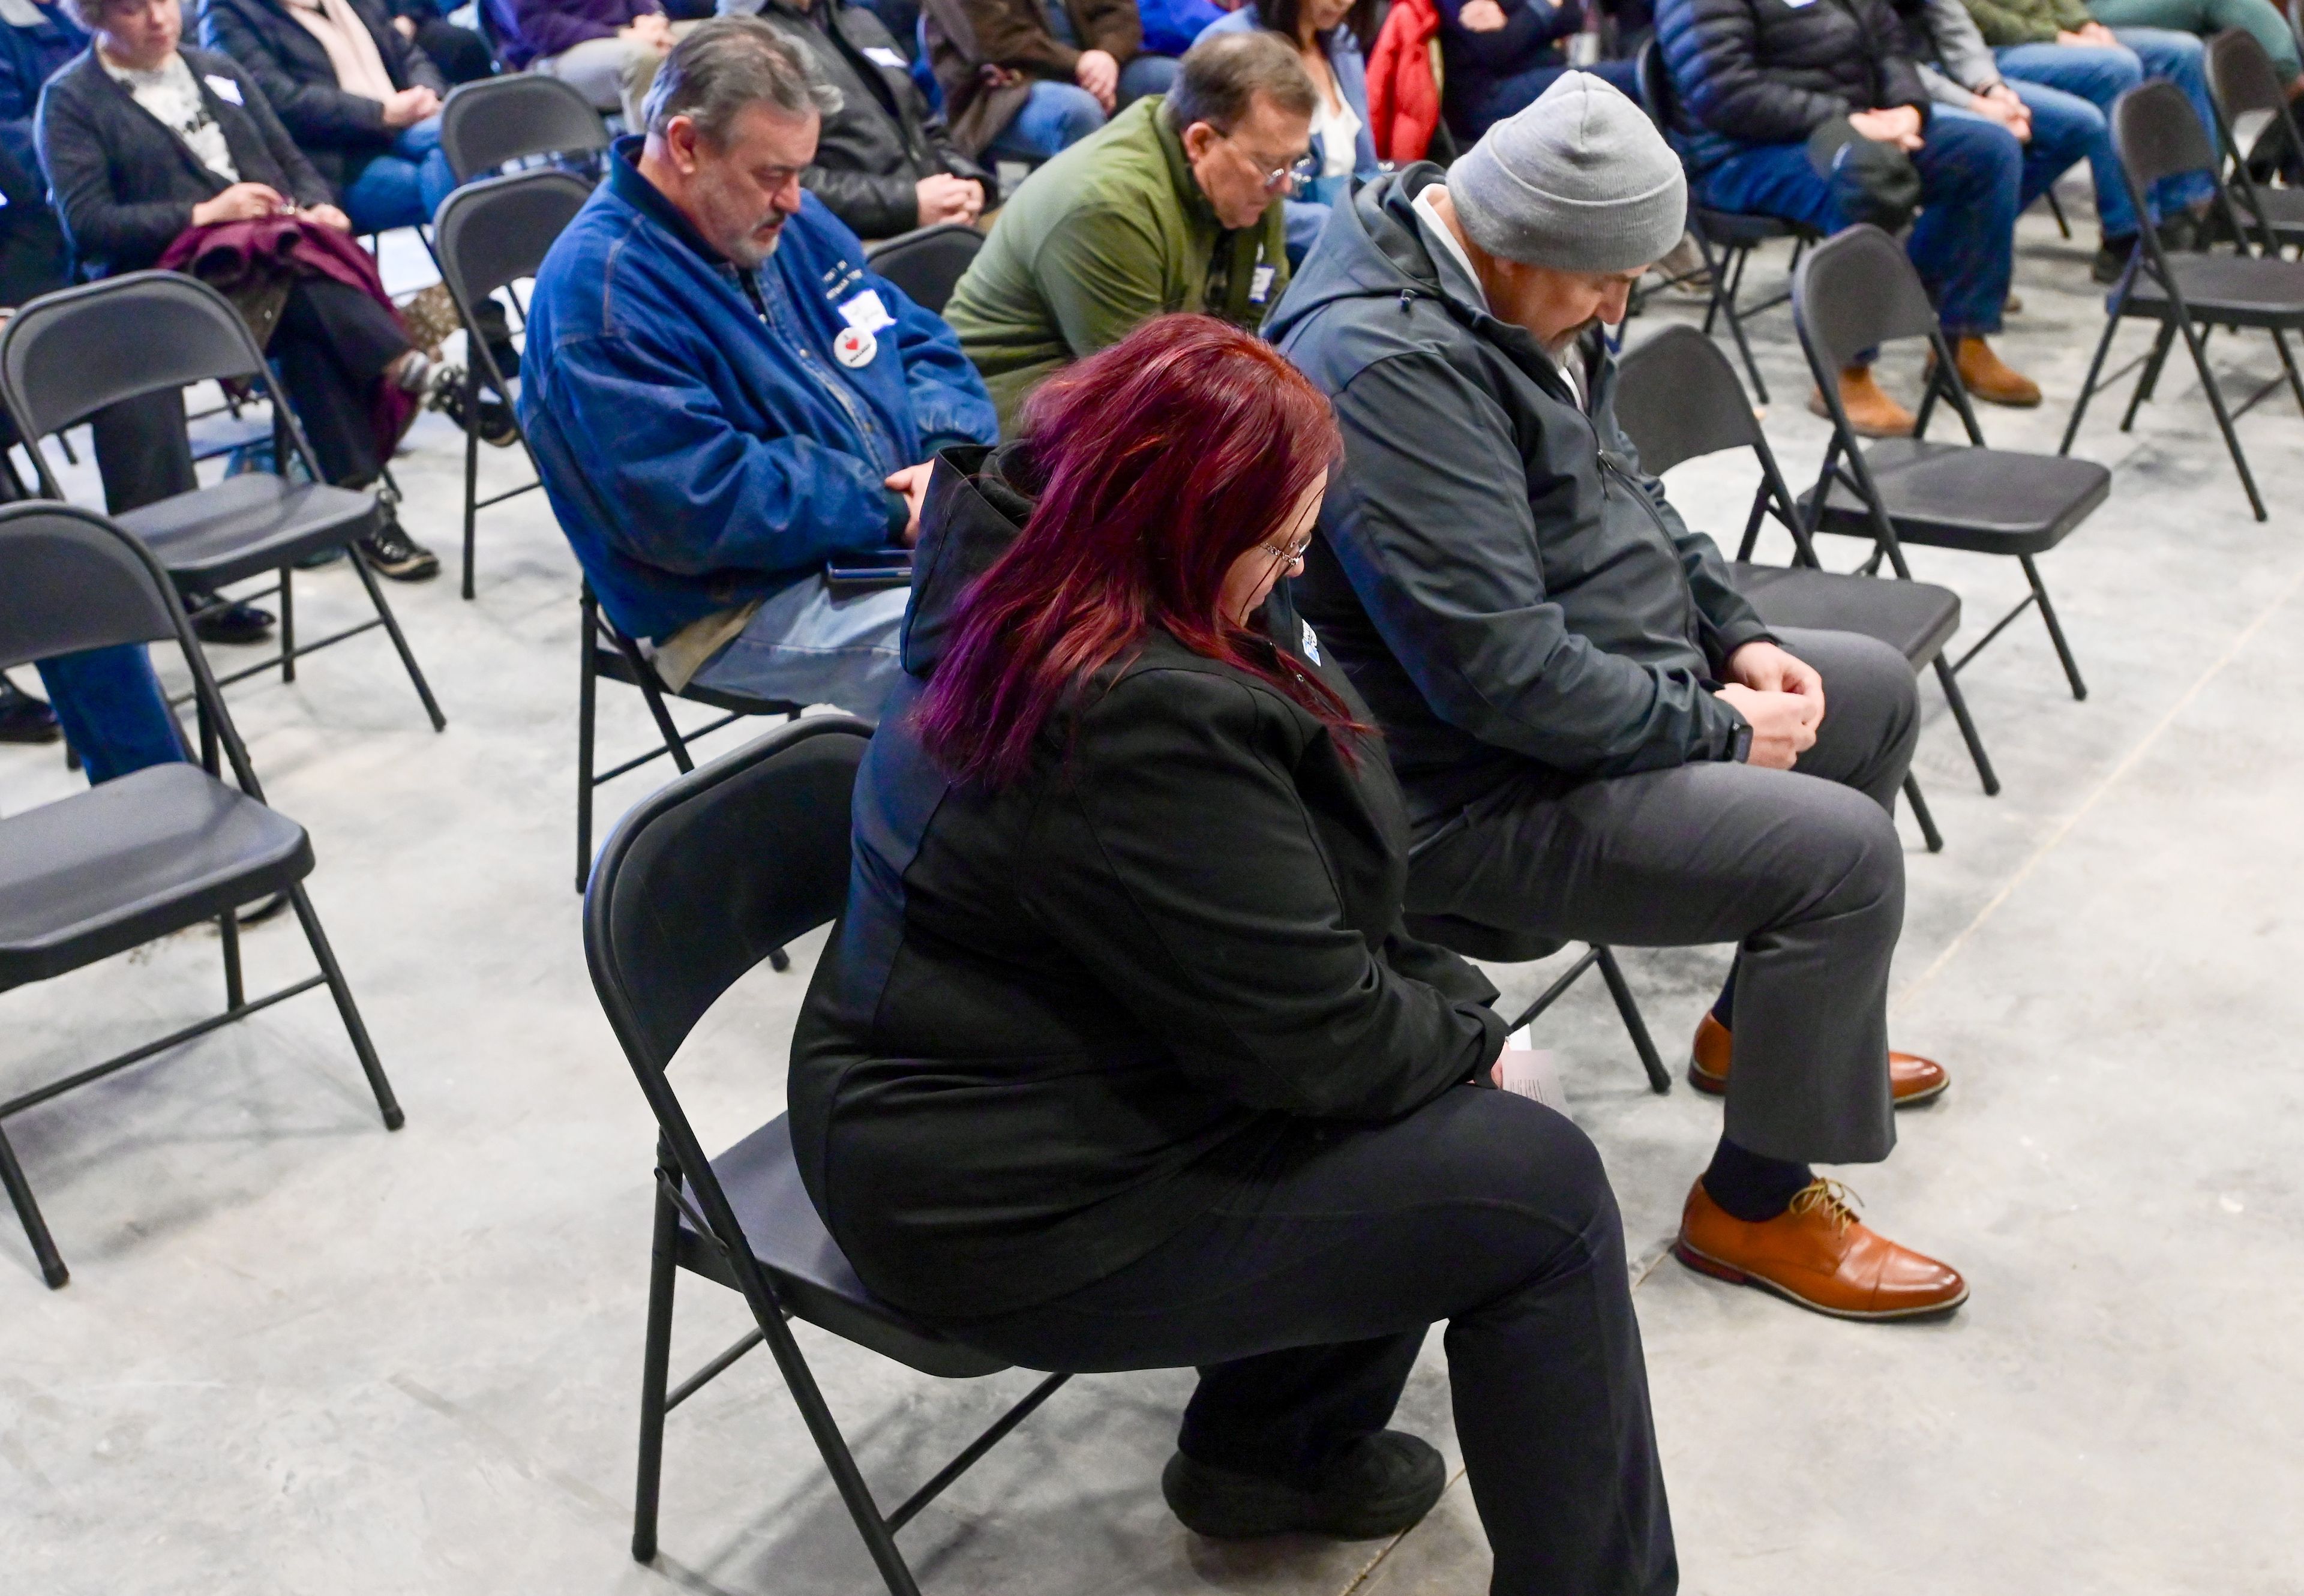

{"left": 521, "top": 16, "right": 995, "bottom": 715}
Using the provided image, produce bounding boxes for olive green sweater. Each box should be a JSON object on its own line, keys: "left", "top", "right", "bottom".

{"left": 1961, "top": 0, "right": 2091, "bottom": 48}
{"left": 944, "top": 95, "right": 1291, "bottom": 433}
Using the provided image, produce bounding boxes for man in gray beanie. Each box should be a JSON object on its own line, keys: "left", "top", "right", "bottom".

{"left": 1268, "top": 71, "right": 1968, "bottom": 1329}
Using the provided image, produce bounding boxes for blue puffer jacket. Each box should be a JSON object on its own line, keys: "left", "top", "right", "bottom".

{"left": 521, "top": 140, "right": 998, "bottom": 644}
{"left": 0, "top": 0, "right": 83, "bottom": 177}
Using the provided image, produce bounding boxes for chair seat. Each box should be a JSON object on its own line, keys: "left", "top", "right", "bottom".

{"left": 2242, "top": 185, "right": 2304, "bottom": 234}
{"left": 1400, "top": 911, "right": 1567, "bottom": 965}
{"left": 590, "top": 643, "right": 805, "bottom": 716}
{"left": 2121, "top": 251, "right": 2304, "bottom": 324}
{"left": 1696, "top": 208, "right": 1805, "bottom": 248}
{"left": 118, "top": 475, "right": 380, "bottom": 588}
{"left": 679, "top": 1114, "right": 1012, "bottom": 1381}
{"left": 1803, "top": 438, "right": 2110, "bottom": 556}
{"left": 1728, "top": 563, "right": 1961, "bottom": 669}
{"left": 0, "top": 763, "right": 311, "bottom": 992}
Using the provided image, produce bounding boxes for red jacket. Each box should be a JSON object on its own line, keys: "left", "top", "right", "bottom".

{"left": 1366, "top": 0, "right": 1442, "bottom": 164}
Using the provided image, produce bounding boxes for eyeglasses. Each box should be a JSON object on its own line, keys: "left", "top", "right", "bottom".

{"left": 1229, "top": 140, "right": 1318, "bottom": 196}
{"left": 1260, "top": 534, "right": 1312, "bottom": 570}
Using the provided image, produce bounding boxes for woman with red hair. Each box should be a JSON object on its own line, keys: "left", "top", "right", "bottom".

{"left": 790, "top": 314, "right": 1675, "bottom": 1593}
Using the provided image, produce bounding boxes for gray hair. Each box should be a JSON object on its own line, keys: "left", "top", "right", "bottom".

{"left": 642, "top": 16, "right": 843, "bottom": 143}
{"left": 1164, "top": 31, "right": 1315, "bottom": 136}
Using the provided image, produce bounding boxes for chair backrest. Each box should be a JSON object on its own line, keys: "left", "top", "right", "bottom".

{"left": 2206, "top": 26, "right": 2288, "bottom": 127}
{"left": 1790, "top": 223, "right": 1940, "bottom": 380}
{"left": 434, "top": 167, "right": 594, "bottom": 311}
{"left": 863, "top": 223, "right": 985, "bottom": 315}
{"left": 586, "top": 716, "right": 872, "bottom": 1075}
{"left": 439, "top": 74, "right": 610, "bottom": 184}
{"left": 2113, "top": 79, "right": 2216, "bottom": 196}
{"left": 0, "top": 271, "right": 265, "bottom": 442}
{"left": 1613, "top": 324, "right": 1762, "bottom": 476}
{"left": 0, "top": 500, "right": 179, "bottom": 671}
{"left": 1635, "top": 35, "right": 1675, "bottom": 132}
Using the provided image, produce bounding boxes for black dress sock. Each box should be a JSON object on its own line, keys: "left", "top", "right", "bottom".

{"left": 1701, "top": 1135, "right": 1814, "bottom": 1222}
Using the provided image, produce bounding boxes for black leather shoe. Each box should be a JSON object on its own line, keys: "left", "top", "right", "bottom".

{"left": 192, "top": 600, "right": 277, "bottom": 646}
{"left": 1160, "top": 1431, "right": 1445, "bottom": 1541}
{"left": 0, "top": 674, "right": 61, "bottom": 743}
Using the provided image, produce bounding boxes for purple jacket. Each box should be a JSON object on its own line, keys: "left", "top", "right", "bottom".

{"left": 494, "top": 0, "right": 661, "bottom": 67}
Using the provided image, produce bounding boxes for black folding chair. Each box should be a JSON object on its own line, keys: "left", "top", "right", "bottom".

{"left": 0, "top": 502, "right": 402, "bottom": 1289}
{"left": 0, "top": 272, "right": 446, "bottom": 731}
{"left": 438, "top": 72, "right": 611, "bottom": 184}
{"left": 575, "top": 583, "right": 803, "bottom": 895}
{"left": 1400, "top": 914, "right": 1672, "bottom": 1094}
{"left": 1637, "top": 38, "right": 1817, "bottom": 404}
{"left": 431, "top": 168, "right": 592, "bottom": 598}
{"left": 1793, "top": 226, "right": 2106, "bottom": 708}
{"left": 863, "top": 223, "right": 985, "bottom": 315}
{"left": 2205, "top": 29, "right": 2304, "bottom": 257}
{"left": 1614, "top": 322, "right": 1974, "bottom": 841}
{"left": 2060, "top": 80, "right": 2304, "bottom": 521}
{"left": 584, "top": 715, "right": 1070, "bottom": 1593}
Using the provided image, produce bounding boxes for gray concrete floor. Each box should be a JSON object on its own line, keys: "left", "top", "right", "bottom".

{"left": 5, "top": 193, "right": 2303, "bottom": 1594}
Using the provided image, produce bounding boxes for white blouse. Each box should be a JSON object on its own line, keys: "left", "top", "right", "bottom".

{"left": 102, "top": 52, "right": 238, "bottom": 183}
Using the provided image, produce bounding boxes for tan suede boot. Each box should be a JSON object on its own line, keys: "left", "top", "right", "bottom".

{"left": 1808, "top": 364, "right": 1915, "bottom": 438}
{"left": 1951, "top": 335, "right": 2042, "bottom": 407}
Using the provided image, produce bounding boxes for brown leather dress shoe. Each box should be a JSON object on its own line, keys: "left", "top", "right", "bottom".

{"left": 1676, "top": 1178, "right": 1969, "bottom": 1321}
{"left": 1687, "top": 1012, "right": 1948, "bottom": 1105}
{"left": 1808, "top": 365, "right": 1915, "bottom": 437}
{"left": 1946, "top": 335, "right": 2041, "bottom": 407}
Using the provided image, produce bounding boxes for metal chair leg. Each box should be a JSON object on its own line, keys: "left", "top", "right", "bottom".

{"left": 2120, "top": 321, "right": 2177, "bottom": 432}
{"left": 0, "top": 1121, "right": 67, "bottom": 1288}
{"left": 578, "top": 594, "right": 601, "bottom": 895}
{"left": 347, "top": 544, "right": 449, "bottom": 730}
{"left": 2061, "top": 308, "right": 2126, "bottom": 455}
{"left": 2177, "top": 313, "right": 2268, "bottom": 520}
{"left": 1902, "top": 773, "right": 1943, "bottom": 854}
{"left": 2023, "top": 555, "right": 2087, "bottom": 701}
{"left": 1934, "top": 654, "right": 2000, "bottom": 796}
{"left": 1593, "top": 946, "right": 1670, "bottom": 1094}
{"left": 2046, "top": 186, "right": 2072, "bottom": 239}
{"left": 632, "top": 1155, "right": 680, "bottom": 1564}
{"left": 287, "top": 883, "right": 404, "bottom": 1131}
{"left": 279, "top": 565, "right": 296, "bottom": 684}
{"left": 461, "top": 366, "right": 481, "bottom": 602}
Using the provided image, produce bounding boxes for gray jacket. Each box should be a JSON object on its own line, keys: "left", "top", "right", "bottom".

{"left": 1894, "top": 0, "right": 2003, "bottom": 102}
{"left": 1264, "top": 168, "right": 1772, "bottom": 829}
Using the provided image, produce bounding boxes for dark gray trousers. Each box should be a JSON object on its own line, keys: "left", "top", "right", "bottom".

{"left": 1406, "top": 628, "right": 1919, "bottom": 1166}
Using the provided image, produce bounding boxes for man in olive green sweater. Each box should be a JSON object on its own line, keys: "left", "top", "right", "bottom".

{"left": 946, "top": 30, "right": 1313, "bottom": 431}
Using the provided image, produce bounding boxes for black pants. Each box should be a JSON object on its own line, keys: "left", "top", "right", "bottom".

{"left": 272, "top": 277, "right": 409, "bottom": 489}
{"left": 88, "top": 389, "right": 196, "bottom": 513}
{"left": 413, "top": 16, "right": 496, "bottom": 83}
{"left": 953, "top": 1088, "right": 1676, "bottom": 1595}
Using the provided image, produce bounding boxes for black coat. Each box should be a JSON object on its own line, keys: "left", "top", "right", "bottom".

{"left": 1264, "top": 169, "right": 1771, "bottom": 828}
{"left": 788, "top": 445, "right": 1505, "bottom": 1322}
{"left": 724, "top": 0, "right": 987, "bottom": 241}
{"left": 36, "top": 47, "right": 332, "bottom": 277}
{"left": 1654, "top": 0, "right": 1930, "bottom": 173}
{"left": 197, "top": 0, "right": 446, "bottom": 198}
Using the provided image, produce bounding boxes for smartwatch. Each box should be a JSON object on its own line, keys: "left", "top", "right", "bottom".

{"left": 1729, "top": 721, "right": 1754, "bottom": 764}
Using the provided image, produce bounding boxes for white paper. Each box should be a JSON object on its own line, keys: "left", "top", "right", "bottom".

{"left": 205, "top": 74, "right": 244, "bottom": 106}
{"left": 863, "top": 46, "right": 907, "bottom": 68}
{"left": 838, "top": 289, "right": 896, "bottom": 334}
{"left": 1499, "top": 1027, "right": 1567, "bottom": 1113}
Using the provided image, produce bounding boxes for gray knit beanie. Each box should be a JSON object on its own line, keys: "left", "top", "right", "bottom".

{"left": 1445, "top": 72, "right": 1686, "bottom": 273}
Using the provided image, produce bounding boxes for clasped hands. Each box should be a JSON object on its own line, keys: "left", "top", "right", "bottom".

{"left": 190, "top": 181, "right": 349, "bottom": 233}
{"left": 1715, "top": 640, "right": 1824, "bottom": 770}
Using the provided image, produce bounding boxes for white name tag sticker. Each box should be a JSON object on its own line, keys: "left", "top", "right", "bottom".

{"left": 838, "top": 288, "right": 896, "bottom": 333}
{"left": 862, "top": 45, "right": 907, "bottom": 68}
{"left": 1249, "top": 262, "right": 1277, "bottom": 305}
{"left": 1499, "top": 1027, "right": 1568, "bottom": 1113}
{"left": 205, "top": 74, "right": 244, "bottom": 105}
{"left": 1300, "top": 619, "right": 1321, "bottom": 665}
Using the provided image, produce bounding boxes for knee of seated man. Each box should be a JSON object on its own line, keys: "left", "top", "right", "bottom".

{"left": 1818, "top": 631, "right": 1920, "bottom": 726}
{"left": 1798, "top": 776, "right": 1906, "bottom": 913}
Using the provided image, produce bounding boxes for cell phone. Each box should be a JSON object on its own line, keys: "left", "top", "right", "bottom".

{"left": 824, "top": 547, "right": 913, "bottom": 592}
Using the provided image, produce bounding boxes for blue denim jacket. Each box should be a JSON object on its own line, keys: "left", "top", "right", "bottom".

{"left": 520, "top": 139, "right": 996, "bottom": 643}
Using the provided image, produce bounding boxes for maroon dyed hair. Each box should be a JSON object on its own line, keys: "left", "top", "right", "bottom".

{"left": 915, "top": 314, "right": 1359, "bottom": 788}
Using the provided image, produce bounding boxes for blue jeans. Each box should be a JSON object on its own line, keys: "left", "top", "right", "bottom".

{"left": 1697, "top": 112, "right": 2021, "bottom": 339}
{"left": 339, "top": 116, "right": 458, "bottom": 234}
{"left": 1994, "top": 34, "right": 2216, "bottom": 238}
{"left": 1935, "top": 85, "right": 2104, "bottom": 222}
{"left": 688, "top": 575, "right": 910, "bottom": 721}
{"left": 34, "top": 644, "right": 185, "bottom": 784}
{"left": 986, "top": 80, "right": 1108, "bottom": 160}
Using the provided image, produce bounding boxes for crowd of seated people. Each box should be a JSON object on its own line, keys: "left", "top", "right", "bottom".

{"left": 14, "top": 0, "right": 2304, "bottom": 1577}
